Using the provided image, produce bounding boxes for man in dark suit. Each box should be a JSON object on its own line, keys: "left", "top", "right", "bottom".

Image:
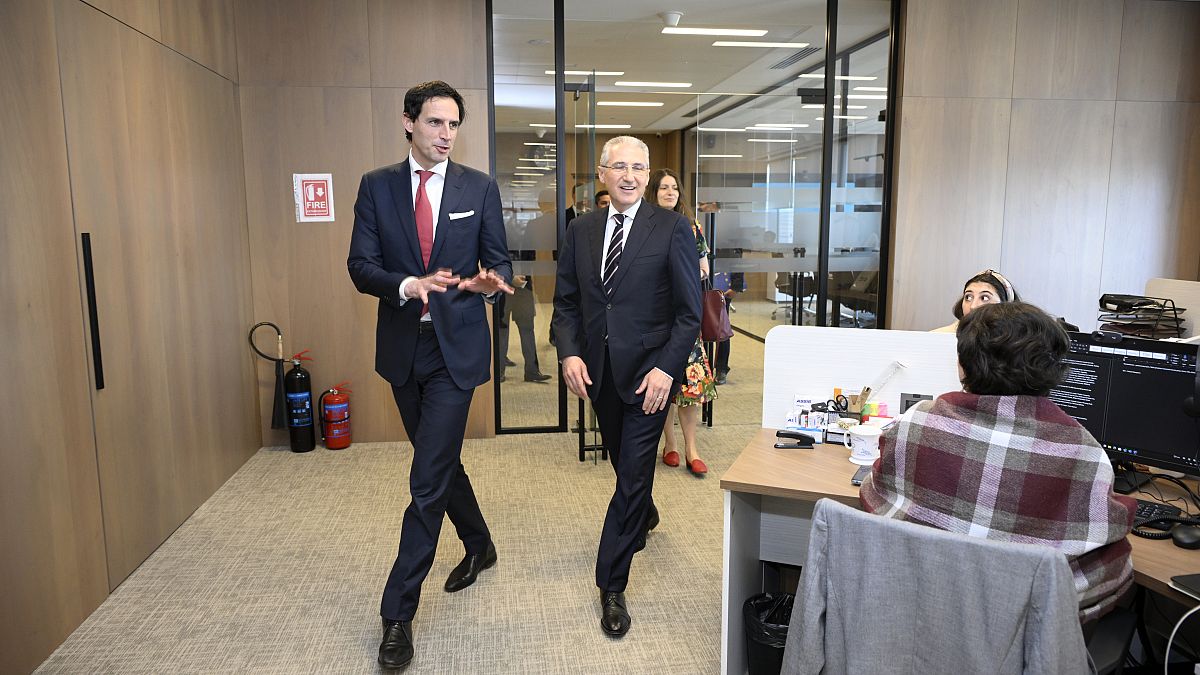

{"left": 347, "top": 80, "right": 513, "bottom": 670}
{"left": 552, "top": 136, "right": 702, "bottom": 637}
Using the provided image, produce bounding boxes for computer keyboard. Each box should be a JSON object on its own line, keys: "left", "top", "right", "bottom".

{"left": 1135, "top": 499, "right": 1183, "bottom": 530}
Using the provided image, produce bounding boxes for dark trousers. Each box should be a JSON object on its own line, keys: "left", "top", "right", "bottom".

{"left": 380, "top": 330, "right": 490, "bottom": 621}
{"left": 591, "top": 355, "right": 668, "bottom": 592}
{"left": 499, "top": 303, "right": 540, "bottom": 376}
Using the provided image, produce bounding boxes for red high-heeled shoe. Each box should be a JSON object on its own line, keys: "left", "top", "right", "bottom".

{"left": 662, "top": 450, "right": 681, "bottom": 467}
{"left": 687, "top": 458, "right": 708, "bottom": 476}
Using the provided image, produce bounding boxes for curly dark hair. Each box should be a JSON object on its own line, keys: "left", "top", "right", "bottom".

{"left": 951, "top": 270, "right": 1020, "bottom": 320}
{"left": 956, "top": 302, "right": 1069, "bottom": 396}
{"left": 403, "top": 81, "right": 466, "bottom": 142}
{"left": 646, "top": 168, "right": 694, "bottom": 220}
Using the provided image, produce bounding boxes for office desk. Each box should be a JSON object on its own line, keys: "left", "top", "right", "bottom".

{"left": 719, "top": 428, "right": 1200, "bottom": 675}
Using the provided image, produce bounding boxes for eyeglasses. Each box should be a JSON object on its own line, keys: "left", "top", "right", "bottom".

{"left": 600, "top": 163, "right": 649, "bottom": 175}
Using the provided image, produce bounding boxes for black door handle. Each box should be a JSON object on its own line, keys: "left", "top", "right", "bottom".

{"left": 81, "top": 233, "right": 104, "bottom": 390}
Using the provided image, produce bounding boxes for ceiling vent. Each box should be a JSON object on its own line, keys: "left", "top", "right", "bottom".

{"left": 769, "top": 46, "right": 820, "bottom": 69}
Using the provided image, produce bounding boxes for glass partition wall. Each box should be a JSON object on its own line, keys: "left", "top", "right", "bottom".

{"left": 491, "top": 0, "right": 897, "bottom": 433}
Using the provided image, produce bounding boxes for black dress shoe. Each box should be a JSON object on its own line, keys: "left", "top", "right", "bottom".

{"left": 646, "top": 504, "right": 660, "bottom": 533}
{"left": 378, "top": 619, "right": 414, "bottom": 670}
{"left": 524, "top": 372, "right": 552, "bottom": 382}
{"left": 444, "top": 541, "right": 497, "bottom": 592}
{"left": 504, "top": 358, "right": 517, "bottom": 367}
{"left": 600, "top": 591, "right": 631, "bottom": 637}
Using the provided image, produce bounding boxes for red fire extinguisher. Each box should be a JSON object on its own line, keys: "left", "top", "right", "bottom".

{"left": 319, "top": 381, "right": 352, "bottom": 450}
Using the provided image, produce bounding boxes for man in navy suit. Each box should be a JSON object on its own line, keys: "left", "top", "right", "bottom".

{"left": 347, "top": 80, "right": 513, "bottom": 670}
{"left": 552, "top": 136, "right": 702, "bottom": 637}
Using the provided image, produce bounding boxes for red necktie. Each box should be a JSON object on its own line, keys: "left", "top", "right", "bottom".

{"left": 415, "top": 170, "right": 434, "bottom": 316}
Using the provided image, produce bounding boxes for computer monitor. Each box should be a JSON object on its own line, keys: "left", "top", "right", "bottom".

{"left": 1048, "top": 332, "right": 1200, "bottom": 489}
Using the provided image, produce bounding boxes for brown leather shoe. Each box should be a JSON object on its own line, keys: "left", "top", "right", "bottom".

{"left": 444, "top": 541, "right": 497, "bottom": 592}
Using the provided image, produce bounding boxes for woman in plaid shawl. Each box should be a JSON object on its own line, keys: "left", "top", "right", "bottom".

{"left": 861, "top": 301, "right": 1134, "bottom": 623}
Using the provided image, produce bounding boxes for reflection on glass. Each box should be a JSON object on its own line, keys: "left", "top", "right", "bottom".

{"left": 492, "top": 3, "right": 562, "bottom": 430}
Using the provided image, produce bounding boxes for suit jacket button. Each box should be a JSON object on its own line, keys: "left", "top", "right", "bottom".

{"left": 606, "top": 303, "right": 612, "bottom": 310}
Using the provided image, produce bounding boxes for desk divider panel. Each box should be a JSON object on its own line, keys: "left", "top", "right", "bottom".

{"left": 762, "top": 326, "right": 962, "bottom": 429}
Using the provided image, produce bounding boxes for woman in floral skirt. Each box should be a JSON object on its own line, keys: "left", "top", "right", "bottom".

{"left": 648, "top": 169, "right": 717, "bottom": 476}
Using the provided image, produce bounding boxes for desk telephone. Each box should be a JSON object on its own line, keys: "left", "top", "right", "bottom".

{"left": 1132, "top": 499, "right": 1200, "bottom": 549}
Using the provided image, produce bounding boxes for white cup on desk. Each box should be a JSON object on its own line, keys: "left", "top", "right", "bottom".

{"left": 844, "top": 425, "right": 883, "bottom": 465}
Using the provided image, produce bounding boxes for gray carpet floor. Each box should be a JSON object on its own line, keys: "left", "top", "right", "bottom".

{"left": 38, "top": 332, "right": 767, "bottom": 674}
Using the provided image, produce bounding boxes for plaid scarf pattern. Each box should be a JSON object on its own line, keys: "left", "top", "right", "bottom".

{"left": 860, "top": 392, "right": 1135, "bottom": 623}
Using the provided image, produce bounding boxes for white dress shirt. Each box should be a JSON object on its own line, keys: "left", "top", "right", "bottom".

{"left": 398, "top": 152, "right": 448, "bottom": 309}
{"left": 600, "top": 199, "right": 641, "bottom": 278}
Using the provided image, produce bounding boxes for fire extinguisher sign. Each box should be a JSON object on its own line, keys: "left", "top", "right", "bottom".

{"left": 293, "top": 173, "right": 335, "bottom": 222}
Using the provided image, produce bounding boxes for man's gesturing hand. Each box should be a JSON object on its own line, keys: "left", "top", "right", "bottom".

{"left": 561, "top": 356, "right": 592, "bottom": 399}
{"left": 406, "top": 268, "right": 461, "bottom": 303}
{"left": 459, "top": 268, "right": 515, "bottom": 296}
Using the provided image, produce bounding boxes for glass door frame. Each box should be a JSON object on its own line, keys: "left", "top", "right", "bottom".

{"left": 682, "top": 0, "right": 900, "bottom": 335}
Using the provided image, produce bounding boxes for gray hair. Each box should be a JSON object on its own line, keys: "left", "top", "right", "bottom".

{"left": 599, "top": 136, "right": 650, "bottom": 167}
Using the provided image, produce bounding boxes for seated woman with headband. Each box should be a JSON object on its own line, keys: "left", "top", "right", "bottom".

{"left": 933, "top": 269, "right": 1019, "bottom": 332}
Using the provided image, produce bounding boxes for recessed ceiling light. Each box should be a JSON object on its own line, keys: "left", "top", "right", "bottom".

{"left": 699, "top": 154, "right": 743, "bottom": 158}
{"left": 518, "top": 158, "right": 556, "bottom": 162}
{"left": 544, "top": 70, "right": 625, "bottom": 76}
{"left": 711, "top": 41, "right": 810, "bottom": 48}
{"left": 513, "top": 172, "right": 545, "bottom": 177}
{"left": 697, "top": 127, "right": 746, "bottom": 132}
{"left": 615, "top": 81, "right": 692, "bottom": 88}
{"left": 747, "top": 138, "right": 798, "bottom": 143}
{"left": 575, "top": 124, "right": 632, "bottom": 129}
{"left": 529, "top": 123, "right": 555, "bottom": 128}
{"left": 854, "top": 86, "right": 888, "bottom": 92}
{"left": 662, "top": 27, "right": 767, "bottom": 36}
{"left": 597, "top": 101, "right": 665, "bottom": 107}
{"left": 753, "top": 123, "right": 810, "bottom": 128}
{"left": 832, "top": 115, "right": 868, "bottom": 120}
{"left": 524, "top": 142, "right": 555, "bottom": 147}
{"left": 846, "top": 94, "right": 886, "bottom": 100}
{"left": 797, "top": 74, "right": 878, "bottom": 81}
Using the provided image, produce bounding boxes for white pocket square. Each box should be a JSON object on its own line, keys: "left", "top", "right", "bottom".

{"left": 448, "top": 210, "right": 474, "bottom": 220}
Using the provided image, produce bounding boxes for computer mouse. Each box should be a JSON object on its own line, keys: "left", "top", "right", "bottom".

{"left": 1171, "top": 525, "right": 1200, "bottom": 550}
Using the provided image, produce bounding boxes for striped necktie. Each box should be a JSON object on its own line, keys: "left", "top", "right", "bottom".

{"left": 602, "top": 213, "right": 625, "bottom": 296}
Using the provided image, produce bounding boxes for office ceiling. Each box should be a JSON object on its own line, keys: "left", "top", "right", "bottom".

{"left": 492, "top": 0, "right": 893, "bottom": 136}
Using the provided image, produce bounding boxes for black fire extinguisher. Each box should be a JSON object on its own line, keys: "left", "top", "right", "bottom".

{"left": 284, "top": 349, "right": 316, "bottom": 453}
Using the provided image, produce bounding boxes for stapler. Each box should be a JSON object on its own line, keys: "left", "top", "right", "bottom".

{"left": 775, "top": 429, "right": 816, "bottom": 449}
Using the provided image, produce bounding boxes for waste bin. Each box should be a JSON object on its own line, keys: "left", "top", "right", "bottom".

{"left": 743, "top": 592, "right": 793, "bottom": 675}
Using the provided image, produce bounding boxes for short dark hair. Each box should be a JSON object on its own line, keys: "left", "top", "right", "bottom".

{"left": 594, "top": 190, "right": 609, "bottom": 207}
{"left": 403, "top": 81, "right": 466, "bottom": 141}
{"left": 646, "top": 168, "right": 694, "bottom": 220}
{"left": 952, "top": 270, "right": 1020, "bottom": 320}
{"left": 956, "top": 302, "right": 1069, "bottom": 396}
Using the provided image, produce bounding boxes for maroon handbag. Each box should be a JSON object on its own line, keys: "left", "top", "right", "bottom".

{"left": 701, "top": 289, "right": 733, "bottom": 342}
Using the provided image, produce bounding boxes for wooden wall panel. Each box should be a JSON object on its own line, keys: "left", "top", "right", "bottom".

{"left": 233, "top": 0, "right": 370, "bottom": 86}
{"left": 890, "top": 97, "right": 1011, "bottom": 330}
{"left": 1013, "top": 0, "right": 1122, "bottom": 101}
{"left": 368, "top": 0, "right": 488, "bottom": 89}
{"left": 158, "top": 40, "right": 259, "bottom": 509}
{"left": 239, "top": 86, "right": 394, "bottom": 445}
{"left": 1001, "top": 99, "right": 1115, "bottom": 329}
{"left": 56, "top": 0, "right": 181, "bottom": 588}
{"left": 82, "top": 0, "right": 160, "bottom": 38}
{"left": 1116, "top": 0, "right": 1200, "bottom": 102}
{"left": 57, "top": 0, "right": 257, "bottom": 587}
{"left": 0, "top": 3, "right": 109, "bottom": 672}
{"left": 1101, "top": 101, "right": 1200, "bottom": 295}
{"left": 159, "top": 0, "right": 238, "bottom": 81}
{"left": 901, "top": 0, "right": 1018, "bottom": 99}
